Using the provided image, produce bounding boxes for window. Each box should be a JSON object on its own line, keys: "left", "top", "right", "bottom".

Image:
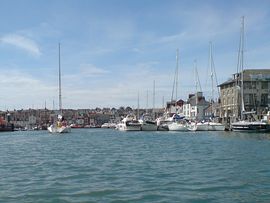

{"left": 251, "top": 82, "right": 257, "bottom": 89}
{"left": 244, "top": 94, "right": 249, "bottom": 105}
{"left": 261, "top": 94, "right": 268, "bottom": 106}
{"left": 244, "top": 81, "right": 251, "bottom": 89}
{"left": 262, "top": 82, "right": 268, "bottom": 89}
{"left": 248, "top": 94, "right": 255, "bottom": 105}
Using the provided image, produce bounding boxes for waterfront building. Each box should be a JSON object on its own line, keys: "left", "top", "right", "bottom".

{"left": 218, "top": 69, "right": 270, "bottom": 125}
{"left": 204, "top": 101, "right": 222, "bottom": 122}
{"left": 0, "top": 107, "right": 173, "bottom": 129}
{"left": 182, "top": 92, "right": 209, "bottom": 121}
{"left": 164, "top": 99, "right": 185, "bottom": 115}
{"left": 165, "top": 100, "right": 178, "bottom": 114}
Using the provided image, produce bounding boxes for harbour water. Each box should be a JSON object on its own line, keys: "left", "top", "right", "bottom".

{"left": 1, "top": 129, "right": 270, "bottom": 202}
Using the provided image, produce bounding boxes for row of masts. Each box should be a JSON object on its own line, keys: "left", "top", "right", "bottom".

{"left": 167, "top": 16, "right": 246, "bottom": 121}
{"left": 169, "top": 43, "right": 220, "bottom": 114}
{"left": 57, "top": 17, "right": 246, "bottom": 123}
{"left": 135, "top": 41, "right": 220, "bottom": 120}
{"left": 137, "top": 80, "right": 156, "bottom": 119}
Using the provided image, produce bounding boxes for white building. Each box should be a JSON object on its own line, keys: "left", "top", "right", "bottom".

{"left": 182, "top": 92, "right": 209, "bottom": 121}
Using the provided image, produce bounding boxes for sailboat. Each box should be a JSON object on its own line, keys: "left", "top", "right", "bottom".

{"left": 48, "top": 43, "right": 71, "bottom": 133}
{"left": 231, "top": 17, "right": 270, "bottom": 132}
{"left": 195, "top": 42, "right": 225, "bottom": 131}
{"left": 139, "top": 82, "right": 158, "bottom": 131}
{"left": 116, "top": 92, "right": 141, "bottom": 131}
{"left": 167, "top": 49, "right": 189, "bottom": 131}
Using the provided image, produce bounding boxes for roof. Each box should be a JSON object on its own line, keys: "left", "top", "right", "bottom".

{"left": 218, "top": 78, "right": 235, "bottom": 87}
{"left": 218, "top": 69, "right": 270, "bottom": 87}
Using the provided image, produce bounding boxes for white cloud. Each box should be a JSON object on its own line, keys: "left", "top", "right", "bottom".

{"left": 0, "top": 69, "right": 56, "bottom": 109}
{"left": 61, "top": 64, "right": 109, "bottom": 85}
{"left": 0, "top": 34, "right": 41, "bottom": 56}
{"left": 79, "top": 64, "right": 109, "bottom": 77}
{"left": 54, "top": 60, "right": 174, "bottom": 109}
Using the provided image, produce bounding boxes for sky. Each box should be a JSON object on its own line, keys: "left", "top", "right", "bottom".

{"left": 0, "top": 0, "right": 270, "bottom": 110}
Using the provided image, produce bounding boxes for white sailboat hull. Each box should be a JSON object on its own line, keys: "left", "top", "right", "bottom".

{"left": 117, "top": 123, "right": 141, "bottom": 131}
{"left": 48, "top": 125, "right": 71, "bottom": 133}
{"left": 48, "top": 44, "right": 71, "bottom": 134}
{"left": 168, "top": 122, "right": 188, "bottom": 131}
{"left": 196, "top": 122, "right": 225, "bottom": 131}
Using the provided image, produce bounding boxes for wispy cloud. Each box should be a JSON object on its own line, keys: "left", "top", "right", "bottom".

{"left": 80, "top": 64, "right": 109, "bottom": 77}
{"left": 0, "top": 69, "right": 56, "bottom": 109}
{"left": 63, "top": 64, "right": 109, "bottom": 83}
{"left": 0, "top": 1, "right": 269, "bottom": 109}
{"left": 0, "top": 34, "right": 41, "bottom": 56}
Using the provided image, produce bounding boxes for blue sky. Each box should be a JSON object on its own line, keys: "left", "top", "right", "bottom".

{"left": 0, "top": 0, "right": 270, "bottom": 110}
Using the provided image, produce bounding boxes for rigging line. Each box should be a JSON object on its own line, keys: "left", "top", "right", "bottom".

{"left": 146, "top": 89, "right": 149, "bottom": 113}
{"left": 153, "top": 80, "right": 155, "bottom": 110}
{"left": 171, "top": 63, "right": 176, "bottom": 102}
{"left": 236, "top": 26, "right": 242, "bottom": 86}
{"left": 212, "top": 59, "right": 220, "bottom": 97}
{"left": 194, "top": 60, "right": 202, "bottom": 92}
{"left": 170, "top": 49, "right": 179, "bottom": 102}
{"left": 58, "top": 43, "right": 62, "bottom": 115}
{"left": 175, "top": 49, "right": 179, "bottom": 101}
{"left": 210, "top": 43, "right": 220, "bottom": 97}
{"left": 204, "top": 46, "right": 210, "bottom": 98}
{"left": 240, "top": 16, "right": 245, "bottom": 119}
{"left": 194, "top": 60, "right": 197, "bottom": 93}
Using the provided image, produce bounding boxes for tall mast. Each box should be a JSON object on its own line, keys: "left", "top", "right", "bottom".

{"left": 194, "top": 60, "right": 198, "bottom": 93}
{"left": 175, "top": 49, "right": 179, "bottom": 101}
{"left": 146, "top": 89, "right": 149, "bottom": 113}
{"left": 240, "top": 16, "right": 245, "bottom": 120}
{"left": 162, "top": 96, "right": 164, "bottom": 109}
{"left": 58, "top": 43, "right": 62, "bottom": 115}
{"left": 209, "top": 42, "right": 214, "bottom": 116}
{"left": 194, "top": 60, "right": 200, "bottom": 119}
{"left": 194, "top": 60, "right": 202, "bottom": 93}
{"left": 153, "top": 80, "right": 155, "bottom": 117}
{"left": 137, "top": 91, "right": 140, "bottom": 119}
{"left": 170, "top": 49, "right": 179, "bottom": 102}
{"left": 210, "top": 42, "right": 214, "bottom": 103}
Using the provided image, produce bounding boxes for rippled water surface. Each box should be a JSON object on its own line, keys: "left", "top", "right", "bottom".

{"left": 1, "top": 129, "right": 270, "bottom": 202}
